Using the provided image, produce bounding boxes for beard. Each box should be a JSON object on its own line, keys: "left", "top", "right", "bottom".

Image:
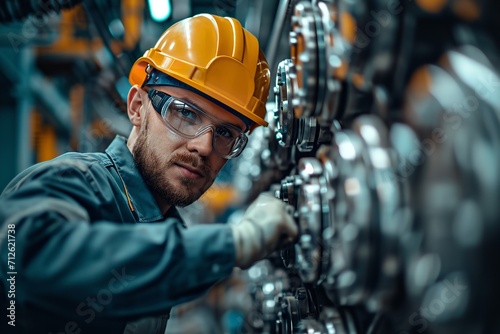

{"left": 133, "top": 121, "right": 214, "bottom": 208}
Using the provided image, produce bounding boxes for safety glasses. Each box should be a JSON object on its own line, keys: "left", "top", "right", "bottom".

{"left": 147, "top": 88, "right": 248, "bottom": 159}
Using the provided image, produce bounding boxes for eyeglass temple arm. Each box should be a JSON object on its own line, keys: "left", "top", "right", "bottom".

{"left": 148, "top": 89, "right": 171, "bottom": 113}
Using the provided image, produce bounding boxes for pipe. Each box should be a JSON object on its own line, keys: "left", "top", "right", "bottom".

{"left": 265, "top": 0, "right": 295, "bottom": 73}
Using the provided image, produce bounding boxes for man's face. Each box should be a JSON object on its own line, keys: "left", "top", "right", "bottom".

{"left": 132, "top": 86, "right": 247, "bottom": 208}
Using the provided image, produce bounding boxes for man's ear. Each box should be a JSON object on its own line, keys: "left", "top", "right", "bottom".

{"left": 127, "top": 85, "right": 147, "bottom": 126}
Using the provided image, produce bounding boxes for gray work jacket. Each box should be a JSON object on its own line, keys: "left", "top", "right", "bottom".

{"left": 0, "top": 136, "right": 235, "bottom": 334}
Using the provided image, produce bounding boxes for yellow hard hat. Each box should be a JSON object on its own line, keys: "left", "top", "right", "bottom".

{"left": 129, "top": 14, "right": 271, "bottom": 128}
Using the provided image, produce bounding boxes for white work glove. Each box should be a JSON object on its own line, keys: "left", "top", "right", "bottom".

{"left": 231, "top": 193, "right": 298, "bottom": 269}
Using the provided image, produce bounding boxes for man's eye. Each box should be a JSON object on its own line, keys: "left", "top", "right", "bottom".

{"left": 180, "top": 108, "right": 196, "bottom": 119}
{"left": 215, "top": 126, "right": 234, "bottom": 138}
{"left": 173, "top": 103, "right": 198, "bottom": 121}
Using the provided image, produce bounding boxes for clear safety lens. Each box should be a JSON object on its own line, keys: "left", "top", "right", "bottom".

{"left": 148, "top": 88, "right": 248, "bottom": 159}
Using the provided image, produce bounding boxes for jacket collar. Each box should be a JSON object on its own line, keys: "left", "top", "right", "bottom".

{"left": 105, "top": 136, "right": 179, "bottom": 223}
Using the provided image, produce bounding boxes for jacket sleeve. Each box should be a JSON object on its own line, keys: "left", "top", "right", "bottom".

{"left": 0, "top": 160, "right": 236, "bottom": 323}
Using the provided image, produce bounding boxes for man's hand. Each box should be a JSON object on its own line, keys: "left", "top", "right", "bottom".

{"left": 231, "top": 193, "right": 298, "bottom": 269}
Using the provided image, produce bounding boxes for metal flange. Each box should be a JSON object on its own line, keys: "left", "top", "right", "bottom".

{"left": 319, "top": 115, "right": 405, "bottom": 309}
{"left": 290, "top": 1, "right": 321, "bottom": 119}
{"left": 296, "top": 157, "right": 325, "bottom": 283}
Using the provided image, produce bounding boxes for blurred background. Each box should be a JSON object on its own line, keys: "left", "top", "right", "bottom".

{"left": 0, "top": 0, "right": 284, "bottom": 196}
{"left": 2, "top": 1, "right": 500, "bottom": 333}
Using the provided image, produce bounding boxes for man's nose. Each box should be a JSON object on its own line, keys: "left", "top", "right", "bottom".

{"left": 186, "top": 127, "right": 214, "bottom": 156}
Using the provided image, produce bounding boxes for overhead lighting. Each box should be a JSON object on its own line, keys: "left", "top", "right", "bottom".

{"left": 148, "top": 0, "right": 172, "bottom": 22}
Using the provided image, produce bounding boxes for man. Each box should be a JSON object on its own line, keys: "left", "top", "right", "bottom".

{"left": 0, "top": 14, "right": 297, "bottom": 334}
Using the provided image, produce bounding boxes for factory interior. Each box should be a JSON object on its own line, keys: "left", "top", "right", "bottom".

{"left": 1, "top": 0, "right": 500, "bottom": 333}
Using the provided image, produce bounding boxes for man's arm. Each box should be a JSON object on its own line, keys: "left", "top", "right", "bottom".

{"left": 0, "top": 161, "right": 235, "bottom": 324}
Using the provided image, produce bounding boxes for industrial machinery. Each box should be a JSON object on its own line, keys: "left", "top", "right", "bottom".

{"left": 1, "top": 1, "right": 500, "bottom": 333}
{"left": 233, "top": 0, "right": 500, "bottom": 333}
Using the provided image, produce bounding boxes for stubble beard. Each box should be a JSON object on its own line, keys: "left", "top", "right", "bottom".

{"left": 133, "top": 122, "right": 212, "bottom": 207}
